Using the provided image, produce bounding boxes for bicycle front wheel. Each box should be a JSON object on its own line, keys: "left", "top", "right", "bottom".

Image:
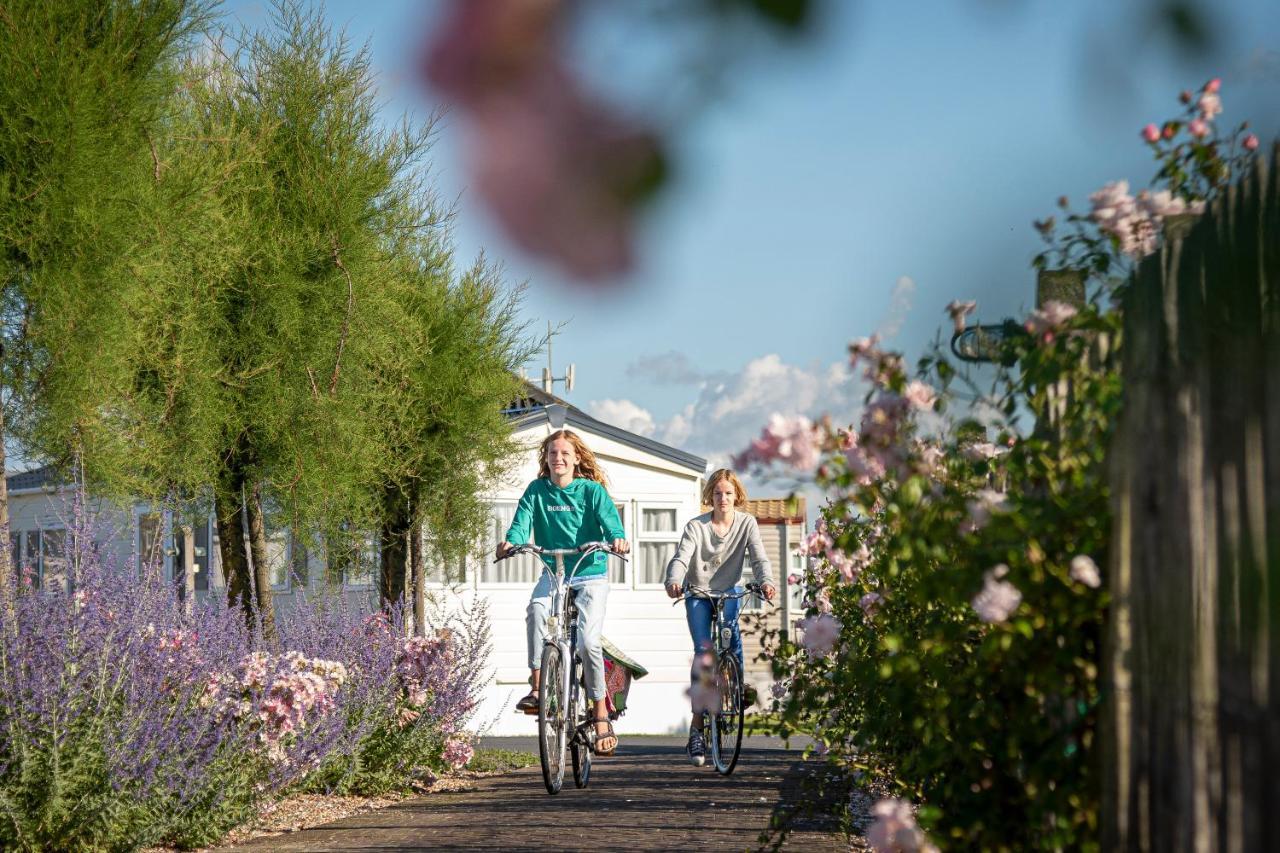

{"left": 570, "top": 658, "right": 592, "bottom": 788}
{"left": 709, "top": 653, "right": 744, "bottom": 776}
{"left": 538, "top": 644, "right": 567, "bottom": 794}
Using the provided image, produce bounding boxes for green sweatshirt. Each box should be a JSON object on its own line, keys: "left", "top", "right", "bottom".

{"left": 504, "top": 477, "right": 625, "bottom": 578}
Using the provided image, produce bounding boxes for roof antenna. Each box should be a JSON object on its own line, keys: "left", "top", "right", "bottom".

{"left": 541, "top": 320, "right": 575, "bottom": 395}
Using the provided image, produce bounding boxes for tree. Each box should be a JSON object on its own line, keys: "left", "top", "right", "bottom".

{"left": 0, "top": 0, "right": 214, "bottom": 613}
{"left": 368, "top": 249, "right": 531, "bottom": 613}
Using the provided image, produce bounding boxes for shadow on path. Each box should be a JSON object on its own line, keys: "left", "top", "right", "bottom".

{"left": 218, "top": 739, "right": 847, "bottom": 852}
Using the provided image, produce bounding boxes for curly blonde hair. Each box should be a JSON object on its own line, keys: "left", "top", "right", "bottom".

{"left": 538, "top": 430, "right": 609, "bottom": 487}
{"left": 701, "top": 468, "right": 747, "bottom": 508}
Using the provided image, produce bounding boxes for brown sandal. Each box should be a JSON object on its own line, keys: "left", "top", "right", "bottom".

{"left": 515, "top": 692, "right": 538, "bottom": 714}
{"left": 593, "top": 718, "right": 617, "bottom": 756}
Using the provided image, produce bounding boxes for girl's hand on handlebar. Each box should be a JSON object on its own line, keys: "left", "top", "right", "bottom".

{"left": 495, "top": 541, "right": 515, "bottom": 559}
{"left": 762, "top": 583, "right": 777, "bottom": 602}
{"left": 665, "top": 582, "right": 682, "bottom": 600}
{"left": 611, "top": 538, "right": 630, "bottom": 555}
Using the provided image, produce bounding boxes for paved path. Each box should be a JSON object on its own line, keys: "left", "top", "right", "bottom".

{"left": 221, "top": 736, "right": 849, "bottom": 852}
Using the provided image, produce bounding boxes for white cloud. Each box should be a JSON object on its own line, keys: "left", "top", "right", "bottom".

{"left": 656, "top": 353, "right": 868, "bottom": 460}
{"left": 624, "top": 351, "right": 710, "bottom": 385}
{"left": 587, "top": 398, "right": 657, "bottom": 437}
{"left": 879, "top": 275, "right": 916, "bottom": 340}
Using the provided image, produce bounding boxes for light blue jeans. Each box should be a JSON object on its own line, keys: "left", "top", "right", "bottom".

{"left": 527, "top": 573, "right": 609, "bottom": 701}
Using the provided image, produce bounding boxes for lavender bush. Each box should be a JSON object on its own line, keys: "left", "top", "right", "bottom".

{"left": 0, "top": 497, "right": 490, "bottom": 850}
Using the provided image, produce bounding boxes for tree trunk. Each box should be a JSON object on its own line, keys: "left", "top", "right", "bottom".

{"left": 246, "top": 483, "right": 275, "bottom": 643}
{"left": 214, "top": 462, "right": 253, "bottom": 622}
{"left": 412, "top": 519, "right": 426, "bottom": 637}
{"left": 0, "top": 397, "right": 13, "bottom": 633}
{"left": 180, "top": 522, "right": 195, "bottom": 617}
{"left": 379, "top": 490, "right": 410, "bottom": 610}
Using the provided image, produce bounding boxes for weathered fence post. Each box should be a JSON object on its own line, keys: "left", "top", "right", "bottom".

{"left": 1104, "top": 143, "right": 1280, "bottom": 851}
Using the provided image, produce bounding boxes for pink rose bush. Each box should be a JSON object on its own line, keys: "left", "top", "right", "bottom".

{"left": 1035, "top": 78, "right": 1258, "bottom": 281}
{"left": 737, "top": 293, "right": 1118, "bottom": 848}
{"left": 742, "top": 75, "right": 1259, "bottom": 852}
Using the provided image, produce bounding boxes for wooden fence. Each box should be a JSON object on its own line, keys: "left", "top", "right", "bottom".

{"left": 1105, "top": 144, "right": 1280, "bottom": 851}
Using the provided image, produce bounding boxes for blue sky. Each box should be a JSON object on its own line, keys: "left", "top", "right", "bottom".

{"left": 224, "top": 0, "right": 1280, "bottom": 490}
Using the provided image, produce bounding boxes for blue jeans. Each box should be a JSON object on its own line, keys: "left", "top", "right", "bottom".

{"left": 685, "top": 588, "right": 744, "bottom": 687}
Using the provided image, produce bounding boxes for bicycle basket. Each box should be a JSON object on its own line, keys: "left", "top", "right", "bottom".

{"left": 601, "top": 637, "right": 648, "bottom": 718}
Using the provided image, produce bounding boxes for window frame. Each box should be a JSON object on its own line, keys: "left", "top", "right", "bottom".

{"left": 608, "top": 500, "right": 629, "bottom": 587}
{"left": 477, "top": 500, "right": 543, "bottom": 589}
{"left": 634, "top": 502, "right": 682, "bottom": 589}
{"left": 133, "top": 505, "right": 171, "bottom": 580}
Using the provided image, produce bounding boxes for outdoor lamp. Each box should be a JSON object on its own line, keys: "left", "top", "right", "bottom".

{"left": 546, "top": 403, "right": 568, "bottom": 430}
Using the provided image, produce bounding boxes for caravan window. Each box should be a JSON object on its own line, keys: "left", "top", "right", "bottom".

{"left": 636, "top": 505, "right": 679, "bottom": 586}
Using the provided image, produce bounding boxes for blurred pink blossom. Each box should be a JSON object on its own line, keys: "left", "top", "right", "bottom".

{"left": 962, "top": 488, "right": 1008, "bottom": 533}
{"left": 1141, "top": 123, "right": 1160, "bottom": 143}
{"left": 1070, "top": 554, "right": 1102, "bottom": 589}
{"left": 962, "top": 441, "right": 1003, "bottom": 462}
{"left": 945, "top": 300, "right": 977, "bottom": 334}
{"left": 903, "top": 381, "right": 937, "bottom": 412}
{"left": 867, "top": 797, "right": 939, "bottom": 853}
{"left": 1197, "top": 91, "right": 1222, "bottom": 121}
{"left": 796, "top": 613, "right": 843, "bottom": 658}
{"left": 423, "top": 0, "right": 660, "bottom": 281}
{"left": 858, "top": 591, "right": 883, "bottom": 617}
{"left": 734, "top": 414, "right": 821, "bottom": 472}
{"left": 972, "top": 564, "right": 1022, "bottom": 624}
{"left": 1024, "top": 300, "right": 1079, "bottom": 340}
{"left": 1188, "top": 118, "right": 1209, "bottom": 138}
{"left": 1089, "top": 180, "right": 1159, "bottom": 258}
{"left": 442, "top": 735, "right": 475, "bottom": 770}
{"left": 1205, "top": 77, "right": 1221, "bottom": 94}
{"left": 1243, "top": 133, "right": 1259, "bottom": 151}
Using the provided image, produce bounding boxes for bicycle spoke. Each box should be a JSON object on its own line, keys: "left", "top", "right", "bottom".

{"left": 538, "top": 644, "right": 566, "bottom": 794}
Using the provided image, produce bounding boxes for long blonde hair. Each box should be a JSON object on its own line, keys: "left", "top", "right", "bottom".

{"left": 538, "top": 429, "right": 609, "bottom": 487}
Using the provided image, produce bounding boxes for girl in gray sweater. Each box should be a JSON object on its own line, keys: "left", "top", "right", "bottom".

{"left": 663, "top": 468, "right": 777, "bottom": 765}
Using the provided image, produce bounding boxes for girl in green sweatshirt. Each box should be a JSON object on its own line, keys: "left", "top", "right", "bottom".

{"left": 497, "top": 429, "right": 628, "bottom": 755}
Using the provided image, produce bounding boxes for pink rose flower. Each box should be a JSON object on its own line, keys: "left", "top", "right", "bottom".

{"left": 1243, "top": 133, "right": 1259, "bottom": 152}
{"left": 1069, "top": 555, "right": 1102, "bottom": 589}
{"left": 1188, "top": 118, "right": 1209, "bottom": 138}
{"left": 1197, "top": 92, "right": 1222, "bottom": 121}
{"left": 1141, "top": 123, "right": 1160, "bottom": 143}
{"left": 971, "top": 564, "right": 1022, "bottom": 624}
{"left": 903, "top": 380, "right": 937, "bottom": 412}
{"left": 1205, "top": 77, "right": 1221, "bottom": 94}
{"left": 796, "top": 613, "right": 843, "bottom": 658}
{"left": 945, "top": 300, "right": 977, "bottom": 334}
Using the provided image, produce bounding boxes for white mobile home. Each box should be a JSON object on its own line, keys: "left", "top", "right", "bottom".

{"left": 5, "top": 387, "right": 753, "bottom": 735}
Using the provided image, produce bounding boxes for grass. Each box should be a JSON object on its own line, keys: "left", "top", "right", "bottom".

{"left": 744, "top": 712, "right": 813, "bottom": 738}
{"left": 467, "top": 748, "right": 538, "bottom": 774}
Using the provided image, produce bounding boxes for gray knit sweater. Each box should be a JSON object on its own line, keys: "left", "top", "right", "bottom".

{"left": 662, "top": 510, "right": 775, "bottom": 592}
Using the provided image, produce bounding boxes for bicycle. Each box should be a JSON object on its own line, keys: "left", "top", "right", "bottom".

{"left": 495, "top": 541, "right": 627, "bottom": 794}
{"left": 676, "top": 583, "right": 772, "bottom": 776}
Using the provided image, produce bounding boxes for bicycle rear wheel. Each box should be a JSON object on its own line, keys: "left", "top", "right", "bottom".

{"left": 570, "top": 658, "right": 592, "bottom": 788}
{"left": 538, "top": 644, "right": 567, "bottom": 794}
{"left": 709, "top": 653, "right": 744, "bottom": 775}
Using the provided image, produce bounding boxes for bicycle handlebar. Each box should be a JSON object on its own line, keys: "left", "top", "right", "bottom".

{"left": 672, "top": 582, "right": 776, "bottom": 605}
{"left": 493, "top": 540, "right": 628, "bottom": 564}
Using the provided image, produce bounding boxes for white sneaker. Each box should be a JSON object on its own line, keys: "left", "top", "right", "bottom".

{"left": 686, "top": 729, "right": 706, "bottom": 767}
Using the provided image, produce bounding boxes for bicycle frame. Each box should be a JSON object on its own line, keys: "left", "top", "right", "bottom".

{"left": 678, "top": 583, "right": 771, "bottom": 775}
{"left": 498, "top": 541, "right": 625, "bottom": 794}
